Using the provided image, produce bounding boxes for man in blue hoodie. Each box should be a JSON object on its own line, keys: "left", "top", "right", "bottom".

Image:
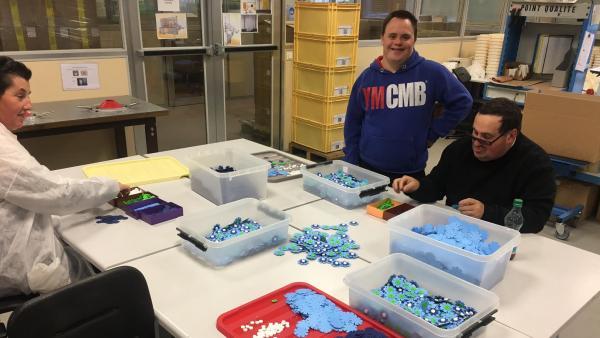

{"left": 344, "top": 10, "right": 472, "bottom": 181}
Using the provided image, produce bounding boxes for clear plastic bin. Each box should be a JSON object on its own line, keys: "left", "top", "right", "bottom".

{"left": 177, "top": 198, "right": 290, "bottom": 267}
{"left": 344, "top": 253, "right": 499, "bottom": 338}
{"left": 388, "top": 204, "right": 521, "bottom": 289}
{"left": 189, "top": 148, "right": 270, "bottom": 205}
{"left": 301, "top": 160, "right": 390, "bottom": 209}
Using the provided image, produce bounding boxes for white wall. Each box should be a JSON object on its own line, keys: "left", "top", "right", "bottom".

{"left": 21, "top": 57, "right": 132, "bottom": 169}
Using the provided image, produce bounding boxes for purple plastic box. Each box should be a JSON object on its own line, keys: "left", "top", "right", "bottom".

{"left": 121, "top": 198, "right": 164, "bottom": 219}
{"left": 139, "top": 202, "right": 183, "bottom": 225}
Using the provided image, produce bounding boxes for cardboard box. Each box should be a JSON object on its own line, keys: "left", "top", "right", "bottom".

{"left": 555, "top": 179, "right": 599, "bottom": 219}
{"left": 522, "top": 91, "right": 600, "bottom": 163}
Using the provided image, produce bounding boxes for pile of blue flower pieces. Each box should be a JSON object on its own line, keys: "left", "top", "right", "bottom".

{"left": 204, "top": 217, "right": 262, "bottom": 243}
{"left": 274, "top": 222, "right": 360, "bottom": 267}
{"left": 412, "top": 216, "right": 501, "bottom": 255}
{"left": 211, "top": 165, "right": 235, "bottom": 173}
{"left": 372, "top": 274, "right": 477, "bottom": 329}
{"left": 95, "top": 215, "right": 128, "bottom": 224}
{"left": 316, "top": 169, "right": 369, "bottom": 188}
{"left": 268, "top": 167, "right": 289, "bottom": 177}
{"left": 286, "top": 288, "right": 363, "bottom": 337}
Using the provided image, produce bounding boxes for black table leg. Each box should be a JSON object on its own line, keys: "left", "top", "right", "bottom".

{"left": 145, "top": 118, "right": 159, "bottom": 153}
{"left": 115, "top": 126, "right": 127, "bottom": 158}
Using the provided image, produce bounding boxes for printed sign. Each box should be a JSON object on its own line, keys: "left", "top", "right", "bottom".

{"left": 510, "top": 2, "right": 591, "bottom": 19}
{"left": 61, "top": 64, "right": 100, "bottom": 91}
{"left": 156, "top": 13, "right": 188, "bottom": 39}
{"left": 158, "top": 0, "right": 180, "bottom": 12}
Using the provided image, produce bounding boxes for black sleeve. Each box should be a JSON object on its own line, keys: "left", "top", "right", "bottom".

{"left": 482, "top": 155, "right": 556, "bottom": 233}
{"left": 407, "top": 142, "right": 455, "bottom": 203}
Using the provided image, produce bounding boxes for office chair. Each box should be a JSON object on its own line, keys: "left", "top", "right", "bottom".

{"left": 0, "top": 294, "right": 37, "bottom": 314}
{"left": 3, "top": 266, "right": 155, "bottom": 338}
{"left": 0, "top": 293, "right": 37, "bottom": 337}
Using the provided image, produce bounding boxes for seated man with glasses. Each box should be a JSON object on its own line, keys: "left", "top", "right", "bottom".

{"left": 392, "top": 98, "right": 556, "bottom": 233}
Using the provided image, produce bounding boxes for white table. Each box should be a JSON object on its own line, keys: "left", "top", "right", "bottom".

{"left": 492, "top": 235, "right": 600, "bottom": 338}
{"left": 123, "top": 245, "right": 529, "bottom": 338}
{"left": 285, "top": 192, "right": 416, "bottom": 263}
{"left": 144, "top": 139, "right": 322, "bottom": 211}
{"left": 57, "top": 178, "right": 216, "bottom": 270}
{"left": 123, "top": 235, "right": 371, "bottom": 338}
{"left": 288, "top": 197, "right": 600, "bottom": 338}
{"left": 121, "top": 219, "right": 529, "bottom": 338}
{"left": 51, "top": 143, "right": 598, "bottom": 337}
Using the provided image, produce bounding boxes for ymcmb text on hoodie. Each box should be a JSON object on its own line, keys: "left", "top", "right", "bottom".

{"left": 343, "top": 51, "right": 472, "bottom": 174}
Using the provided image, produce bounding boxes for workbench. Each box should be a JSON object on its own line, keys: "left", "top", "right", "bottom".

{"left": 17, "top": 96, "right": 167, "bottom": 157}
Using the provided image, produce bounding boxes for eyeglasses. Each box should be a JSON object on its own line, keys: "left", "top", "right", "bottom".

{"left": 471, "top": 131, "right": 506, "bottom": 146}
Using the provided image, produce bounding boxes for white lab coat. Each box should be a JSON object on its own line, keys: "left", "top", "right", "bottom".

{"left": 0, "top": 123, "right": 119, "bottom": 297}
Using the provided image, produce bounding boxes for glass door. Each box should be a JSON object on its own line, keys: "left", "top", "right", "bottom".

{"left": 125, "top": 0, "right": 209, "bottom": 152}
{"left": 212, "top": 0, "right": 282, "bottom": 147}
{"left": 125, "top": 0, "right": 282, "bottom": 152}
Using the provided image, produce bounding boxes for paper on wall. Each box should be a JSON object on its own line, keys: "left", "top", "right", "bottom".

{"left": 158, "top": 0, "right": 180, "bottom": 12}
{"left": 61, "top": 64, "right": 100, "bottom": 91}
{"left": 575, "top": 31, "right": 595, "bottom": 72}
{"left": 156, "top": 13, "right": 188, "bottom": 39}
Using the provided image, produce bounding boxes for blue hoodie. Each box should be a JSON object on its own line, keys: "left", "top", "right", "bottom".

{"left": 343, "top": 51, "right": 472, "bottom": 174}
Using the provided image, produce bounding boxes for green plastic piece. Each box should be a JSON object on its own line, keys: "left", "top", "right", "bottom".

{"left": 377, "top": 198, "right": 394, "bottom": 210}
{"left": 122, "top": 193, "right": 156, "bottom": 205}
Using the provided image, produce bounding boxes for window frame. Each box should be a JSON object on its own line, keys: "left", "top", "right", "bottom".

{"left": 357, "top": 0, "right": 510, "bottom": 47}
{"left": 0, "top": 0, "right": 128, "bottom": 60}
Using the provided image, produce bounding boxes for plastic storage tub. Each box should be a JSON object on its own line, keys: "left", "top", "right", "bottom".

{"left": 295, "top": 2, "right": 360, "bottom": 37}
{"left": 189, "top": 148, "right": 270, "bottom": 205}
{"left": 177, "top": 198, "right": 289, "bottom": 267}
{"left": 294, "top": 34, "right": 358, "bottom": 68}
{"left": 292, "top": 116, "right": 345, "bottom": 153}
{"left": 388, "top": 204, "right": 521, "bottom": 289}
{"left": 293, "top": 63, "right": 355, "bottom": 98}
{"left": 344, "top": 253, "right": 499, "bottom": 338}
{"left": 293, "top": 90, "right": 348, "bottom": 125}
{"left": 301, "top": 160, "right": 390, "bottom": 209}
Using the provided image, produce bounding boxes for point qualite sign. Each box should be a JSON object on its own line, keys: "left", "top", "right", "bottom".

{"left": 510, "top": 2, "right": 591, "bottom": 19}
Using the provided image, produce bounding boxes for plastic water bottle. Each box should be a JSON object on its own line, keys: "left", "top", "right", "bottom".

{"left": 504, "top": 198, "right": 523, "bottom": 260}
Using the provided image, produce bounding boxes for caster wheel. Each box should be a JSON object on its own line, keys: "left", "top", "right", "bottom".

{"left": 555, "top": 222, "right": 570, "bottom": 240}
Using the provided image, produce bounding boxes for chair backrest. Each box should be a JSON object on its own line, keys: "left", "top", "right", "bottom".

{"left": 7, "top": 266, "right": 155, "bottom": 338}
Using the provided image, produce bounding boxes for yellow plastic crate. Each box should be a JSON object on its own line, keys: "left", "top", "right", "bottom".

{"left": 294, "top": 63, "right": 355, "bottom": 98}
{"left": 295, "top": 2, "right": 360, "bottom": 37}
{"left": 294, "top": 33, "right": 358, "bottom": 68}
{"left": 293, "top": 116, "right": 345, "bottom": 153}
{"left": 293, "top": 90, "right": 349, "bottom": 125}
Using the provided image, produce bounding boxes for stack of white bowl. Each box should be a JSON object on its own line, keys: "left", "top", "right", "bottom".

{"left": 473, "top": 34, "right": 489, "bottom": 69}
{"left": 592, "top": 47, "right": 600, "bottom": 68}
{"left": 486, "top": 33, "right": 504, "bottom": 78}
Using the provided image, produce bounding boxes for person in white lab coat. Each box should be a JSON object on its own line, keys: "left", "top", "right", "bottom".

{"left": 0, "top": 56, "right": 129, "bottom": 297}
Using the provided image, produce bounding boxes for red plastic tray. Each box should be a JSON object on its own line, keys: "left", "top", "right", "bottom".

{"left": 216, "top": 282, "right": 403, "bottom": 338}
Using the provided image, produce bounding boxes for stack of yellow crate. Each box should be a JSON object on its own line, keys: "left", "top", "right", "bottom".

{"left": 292, "top": 1, "right": 360, "bottom": 153}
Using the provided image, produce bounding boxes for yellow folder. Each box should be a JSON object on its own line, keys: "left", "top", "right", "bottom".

{"left": 82, "top": 156, "right": 189, "bottom": 186}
